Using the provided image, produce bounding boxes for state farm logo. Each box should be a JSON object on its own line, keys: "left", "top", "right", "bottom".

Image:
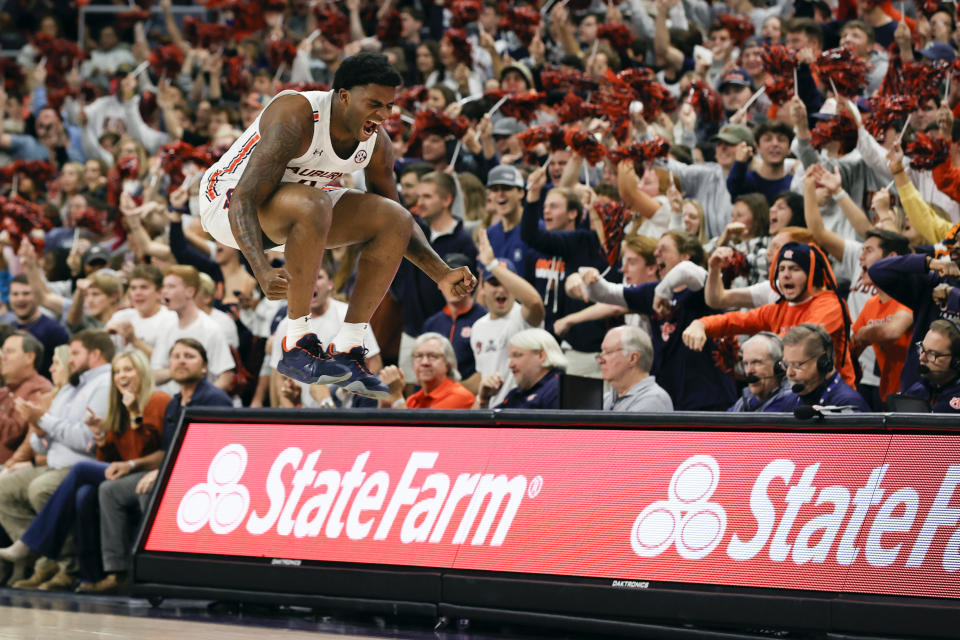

{"left": 631, "top": 455, "right": 726, "bottom": 560}
{"left": 175, "top": 446, "right": 538, "bottom": 546}
{"left": 177, "top": 444, "right": 251, "bottom": 534}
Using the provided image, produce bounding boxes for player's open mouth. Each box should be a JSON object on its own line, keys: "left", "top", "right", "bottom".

{"left": 362, "top": 120, "right": 379, "bottom": 135}
{"left": 495, "top": 295, "right": 508, "bottom": 305}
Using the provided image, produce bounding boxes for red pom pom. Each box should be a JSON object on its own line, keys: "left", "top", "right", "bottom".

{"left": 761, "top": 43, "right": 797, "bottom": 106}
{"left": 499, "top": 7, "right": 541, "bottom": 48}
{"left": 149, "top": 44, "right": 185, "bottom": 79}
{"left": 0, "top": 160, "right": 57, "bottom": 189}
{"left": 720, "top": 249, "right": 750, "bottom": 288}
{"left": 864, "top": 95, "right": 918, "bottom": 139}
{"left": 406, "top": 110, "right": 470, "bottom": 156}
{"left": 483, "top": 90, "right": 546, "bottom": 122}
{"left": 74, "top": 206, "right": 111, "bottom": 237}
{"left": 540, "top": 65, "right": 598, "bottom": 93}
{"left": 564, "top": 126, "right": 607, "bottom": 166}
{"left": 266, "top": 39, "right": 297, "bottom": 71}
{"left": 711, "top": 335, "right": 742, "bottom": 376}
{"left": 813, "top": 47, "right": 869, "bottom": 97}
{"left": 0, "top": 195, "right": 52, "bottom": 253}
{"left": 182, "top": 18, "right": 234, "bottom": 49}
{"left": 554, "top": 93, "right": 605, "bottom": 123}
{"left": 222, "top": 56, "right": 250, "bottom": 95}
{"left": 613, "top": 68, "right": 676, "bottom": 119}
{"left": 809, "top": 113, "right": 858, "bottom": 154}
{"left": 0, "top": 58, "right": 24, "bottom": 92}
{"left": 376, "top": 10, "right": 403, "bottom": 46}
{"left": 159, "top": 141, "right": 215, "bottom": 190}
{"left": 714, "top": 14, "right": 756, "bottom": 47}
{"left": 905, "top": 132, "right": 951, "bottom": 170}
{"left": 444, "top": 29, "right": 473, "bottom": 66}
{"left": 685, "top": 79, "right": 722, "bottom": 123}
{"left": 593, "top": 201, "right": 633, "bottom": 268}
{"left": 33, "top": 34, "right": 87, "bottom": 88}
{"left": 607, "top": 138, "right": 671, "bottom": 172}
{"left": 382, "top": 112, "right": 404, "bottom": 140}
{"left": 517, "top": 123, "right": 567, "bottom": 152}
{"left": 312, "top": 6, "right": 350, "bottom": 48}
{"left": 918, "top": 0, "right": 941, "bottom": 16}
{"left": 449, "top": 0, "right": 483, "bottom": 28}
{"left": 597, "top": 23, "right": 634, "bottom": 51}
{"left": 394, "top": 85, "right": 429, "bottom": 112}
{"left": 205, "top": 0, "right": 268, "bottom": 41}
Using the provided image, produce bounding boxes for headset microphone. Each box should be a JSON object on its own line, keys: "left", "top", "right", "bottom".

{"left": 918, "top": 364, "right": 931, "bottom": 374}
{"left": 791, "top": 382, "right": 807, "bottom": 393}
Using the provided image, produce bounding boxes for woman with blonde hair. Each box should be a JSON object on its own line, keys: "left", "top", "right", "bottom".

{"left": 0, "top": 349, "right": 170, "bottom": 592}
{"left": 679, "top": 200, "right": 708, "bottom": 244}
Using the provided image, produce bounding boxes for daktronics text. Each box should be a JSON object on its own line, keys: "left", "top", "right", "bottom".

{"left": 144, "top": 425, "right": 960, "bottom": 599}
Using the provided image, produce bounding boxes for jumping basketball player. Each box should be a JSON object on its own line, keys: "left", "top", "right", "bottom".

{"left": 199, "top": 53, "right": 476, "bottom": 398}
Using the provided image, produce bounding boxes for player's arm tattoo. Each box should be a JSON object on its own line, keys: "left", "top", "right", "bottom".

{"left": 228, "top": 118, "right": 304, "bottom": 272}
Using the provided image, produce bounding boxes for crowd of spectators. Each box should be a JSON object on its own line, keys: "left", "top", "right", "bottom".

{"left": 2, "top": 0, "right": 960, "bottom": 593}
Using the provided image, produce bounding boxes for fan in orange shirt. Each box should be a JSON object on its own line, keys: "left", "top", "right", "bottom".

{"left": 851, "top": 294, "right": 913, "bottom": 403}
{"left": 378, "top": 333, "right": 475, "bottom": 409}
{"left": 683, "top": 241, "right": 857, "bottom": 386}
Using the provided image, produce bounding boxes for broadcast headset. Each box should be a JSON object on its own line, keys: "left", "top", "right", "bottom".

{"left": 736, "top": 332, "right": 786, "bottom": 382}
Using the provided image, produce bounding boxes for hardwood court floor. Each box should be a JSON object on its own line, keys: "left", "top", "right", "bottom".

{"left": 0, "top": 590, "right": 581, "bottom": 640}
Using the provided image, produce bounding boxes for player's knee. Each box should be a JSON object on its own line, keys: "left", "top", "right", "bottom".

{"left": 380, "top": 200, "right": 413, "bottom": 237}
{"left": 298, "top": 190, "right": 333, "bottom": 230}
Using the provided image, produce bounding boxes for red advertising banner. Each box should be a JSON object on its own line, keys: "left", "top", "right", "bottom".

{"left": 144, "top": 423, "right": 960, "bottom": 599}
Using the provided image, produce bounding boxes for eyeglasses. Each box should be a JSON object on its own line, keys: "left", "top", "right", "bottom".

{"left": 412, "top": 352, "right": 444, "bottom": 362}
{"left": 778, "top": 354, "right": 817, "bottom": 371}
{"left": 595, "top": 349, "right": 625, "bottom": 362}
{"left": 916, "top": 342, "right": 952, "bottom": 361}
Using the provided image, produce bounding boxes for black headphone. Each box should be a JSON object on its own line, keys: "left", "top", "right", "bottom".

{"left": 798, "top": 323, "right": 834, "bottom": 375}
{"left": 936, "top": 316, "right": 960, "bottom": 374}
{"left": 758, "top": 331, "right": 787, "bottom": 380}
{"left": 735, "top": 332, "right": 786, "bottom": 380}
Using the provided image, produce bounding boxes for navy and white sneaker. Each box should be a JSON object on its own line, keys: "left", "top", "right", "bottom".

{"left": 277, "top": 334, "right": 351, "bottom": 385}
{"left": 328, "top": 344, "right": 391, "bottom": 399}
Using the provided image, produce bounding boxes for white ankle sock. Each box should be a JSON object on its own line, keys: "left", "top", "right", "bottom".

{"left": 285, "top": 316, "right": 311, "bottom": 348}
{"left": 332, "top": 322, "right": 367, "bottom": 350}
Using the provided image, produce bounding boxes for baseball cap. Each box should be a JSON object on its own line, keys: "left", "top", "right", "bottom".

{"left": 492, "top": 117, "right": 524, "bottom": 137}
{"left": 500, "top": 62, "right": 534, "bottom": 89}
{"left": 919, "top": 41, "right": 957, "bottom": 63}
{"left": 718, "top": 68, "right": 754, "bottom": 92}
{"left": 83, "top": 245, "right": 111, "bottom": 267}
{"left": 711, "top": 123, "right": 755, "bottom": 146}
{"left": 486, "top": 164, "right": 525, "bottom": 189}
{"left": 481, "top": 257, "right": 517, "bottom": 282}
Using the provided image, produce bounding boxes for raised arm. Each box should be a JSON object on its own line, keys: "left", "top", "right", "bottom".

{"left": 653, "top": 0, "right": 685, "bottom": 73}
{"left": 228, "top": 94, "right": 313, "bottom": 292}
{"left": 477, "top": 228, "right": 544, "bottom": 327}
{"left": 704, "top": 248, "right": 763, "bottom": 310}
{"left": 802, "top": 165, "right": 846, "bottom": 260}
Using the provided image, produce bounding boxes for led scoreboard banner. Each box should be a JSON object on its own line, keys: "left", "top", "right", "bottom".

{"left": 134, "top": 409, "right": 960, "bottom": 639}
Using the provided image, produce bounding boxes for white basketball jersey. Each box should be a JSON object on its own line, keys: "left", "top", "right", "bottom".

{"left": 202, "top": 90, "right": 378, "bottom": 203}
